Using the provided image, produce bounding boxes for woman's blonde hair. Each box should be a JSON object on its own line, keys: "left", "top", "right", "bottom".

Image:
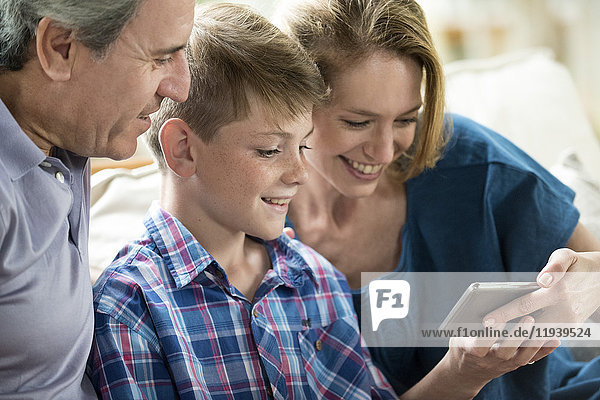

{"left": 278, "top": 0, "right": 448, "bottom": 181}
{"left": 146, "top": 2, "right": 326, "bottom": 169}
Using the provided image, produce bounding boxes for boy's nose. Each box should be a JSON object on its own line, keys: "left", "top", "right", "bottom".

{"left": 282, "top": 154, "right": 309, "bottom": 186}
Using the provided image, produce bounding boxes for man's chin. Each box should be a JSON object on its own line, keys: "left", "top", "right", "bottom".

{"left": 97, "top": 142, "right": 138, "bottom": 161}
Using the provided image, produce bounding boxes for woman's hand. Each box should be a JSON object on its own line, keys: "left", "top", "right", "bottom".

{"left": 536, "top": 249, "right": 600, "bottom": 322}
{"left": 442, "top": 319, "right": 560, "bottom": 395}
{"left": 400, "top": 319, "right": 560, "bottom": 400}
{"left": 483, "top": 249, "right": 600, "bottom": 330}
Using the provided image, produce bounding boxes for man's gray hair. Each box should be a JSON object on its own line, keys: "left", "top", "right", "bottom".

{"left": 0, "top": 0, "right": 144, "bottom": 71}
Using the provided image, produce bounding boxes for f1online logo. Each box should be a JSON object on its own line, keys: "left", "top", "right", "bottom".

{"left": 369, "top": 280, "right": 410, "bottom": 331}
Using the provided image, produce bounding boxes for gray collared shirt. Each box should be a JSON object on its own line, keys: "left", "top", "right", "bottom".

{"left": 0, "top": 100, "right": 96, "bottom": 399}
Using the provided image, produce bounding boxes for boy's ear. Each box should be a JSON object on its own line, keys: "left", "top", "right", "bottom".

{"left": 160, "top": 118, "right": 198, "bottom": 178}
{"left": 35, "top": 17, "right": 78, "bottom": 81}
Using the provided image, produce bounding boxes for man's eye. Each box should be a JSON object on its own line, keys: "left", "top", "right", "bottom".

{"left": 257, "top": 149, "right": 281, "bottom": 158}
{"left": 155, "top": 56, "right": 174, "bottom": 65}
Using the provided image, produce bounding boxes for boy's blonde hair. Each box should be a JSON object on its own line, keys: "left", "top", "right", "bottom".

{"left": 278, "top": 0, "right": 448, "bottom": 182}
{"left": 147, "top": 2, "right": 326, "bottom": 169}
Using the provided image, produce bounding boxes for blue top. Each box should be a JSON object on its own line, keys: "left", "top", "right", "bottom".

{"left": 350, "top": 114, "right": 600, "bottom": 399}
{"left": 89, "top": 204, "right": 396, "bottom": 399}
{"left": 0, "top": 100, "right": 95, "bottom": 398}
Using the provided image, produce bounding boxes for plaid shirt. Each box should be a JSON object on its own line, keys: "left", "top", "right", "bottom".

{"left": 88, "top": 204, "right": 396, "bottom": 400}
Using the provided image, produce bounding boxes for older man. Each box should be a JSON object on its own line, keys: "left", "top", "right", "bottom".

{"left": 0, "top": 0, "right": 194, "bottom": 397}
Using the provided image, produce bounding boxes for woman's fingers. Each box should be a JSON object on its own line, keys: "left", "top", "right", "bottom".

{"left": 537, "top": 248, "right": 578, "bottom": 288}
{"left": 492, "top": 316, "right": 535, "bottom": 360}
{"left": 526, "top": 340, "right": 561, "bottom": 364}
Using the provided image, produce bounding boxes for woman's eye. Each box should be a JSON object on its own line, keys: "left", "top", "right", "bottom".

{"left": 343, "top": 120, "right": 370, "bottom": 129}
{"left": 396, "top": 117, "right": 418, "bottom": 127}
{"left": 257, "top": 148, "right": 281, "bottom": 158}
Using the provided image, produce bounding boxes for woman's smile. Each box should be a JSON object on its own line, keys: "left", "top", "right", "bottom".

{"left": 340, "top": 155, "right": 385, "bottom": 180}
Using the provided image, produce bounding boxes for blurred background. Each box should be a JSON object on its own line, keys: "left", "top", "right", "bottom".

{"left": 242, "top": 0, "right": 600, "bottom": 138}
{"left": 92, "top": 0, "right": 600, "bottom": 171}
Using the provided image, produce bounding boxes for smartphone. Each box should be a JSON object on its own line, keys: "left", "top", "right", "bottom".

{"left": 438, "top": 282, "right": 540, "bottom": 330}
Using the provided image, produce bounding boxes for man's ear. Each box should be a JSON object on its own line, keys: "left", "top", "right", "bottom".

{"left": 35, "top": 17, "right": 77, "bottom": 81}
{"left": 160, "top": 118, "right": 199, "bottom": 178}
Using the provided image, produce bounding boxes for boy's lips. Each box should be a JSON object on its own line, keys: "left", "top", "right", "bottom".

{"left": 262, "top": 197, "right": 292, "bottom": 206}
{"left": 261, "top": 196, "right": 295, "bottom": 214}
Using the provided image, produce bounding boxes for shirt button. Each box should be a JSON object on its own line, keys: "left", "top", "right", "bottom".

{"left": 266, "top": 385, "right": 273, "bottom": 397}
{"left": 253, "top": 309, "right": 259, "bottom": 318}
{"left": 314, "top": 339, "right": 323, "bottom": 351}
{"left": 55, "top": 171, "right": 65, "bottom": 183}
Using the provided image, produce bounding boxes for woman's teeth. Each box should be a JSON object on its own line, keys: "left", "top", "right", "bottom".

{"left": 263, "top": 198, "right": 291, "bottom": 205}
{"left": 348, "top": 159, "right": 383, "bottom": 174}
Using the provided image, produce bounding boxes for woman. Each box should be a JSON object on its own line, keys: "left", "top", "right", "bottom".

{"left": 279, "top": 0, "right": 600, "bottom": 398}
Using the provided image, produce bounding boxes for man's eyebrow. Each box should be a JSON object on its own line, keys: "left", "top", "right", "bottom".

{"left": 153, "top": 44, "right": 187, "bottom": 56}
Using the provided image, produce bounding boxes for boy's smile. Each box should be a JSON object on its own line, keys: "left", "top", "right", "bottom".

{"left": 261, "top": 196, "right": 294, "bottom": 212}
{"left": 190, "top": 97, "right": 313, "bottom": 241}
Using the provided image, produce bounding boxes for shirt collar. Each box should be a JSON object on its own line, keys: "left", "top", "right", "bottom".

{"left": 0, "top": 99, "right": 46, "bottom": 180}
{"left": 144, "top": 202, "right": 317, "bottom": 290}
{"left": 144, "top": 202, "right": 216, "bottom": 289}
{"left": 262, "top": 233, "right": 318, "bottom": 289}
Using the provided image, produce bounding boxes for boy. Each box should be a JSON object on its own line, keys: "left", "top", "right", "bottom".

{"left": 87, "top": 3, "right": 396, "bottom": 399}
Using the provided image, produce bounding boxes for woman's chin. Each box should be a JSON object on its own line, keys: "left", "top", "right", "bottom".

{"left": 336, "top": 182, "right": 379, "bottom": 199}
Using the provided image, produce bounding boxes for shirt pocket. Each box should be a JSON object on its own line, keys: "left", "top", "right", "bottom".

{"left": 298, "top": 316, "right": 371, "bottom": 399}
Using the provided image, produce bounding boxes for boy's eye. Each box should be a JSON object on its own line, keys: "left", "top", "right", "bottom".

{"left": 299, "top": 145, "right": 312, "bottom": 154}
{"left": 343, "top": 119, "right": 370, "bottom": 129}
{"left": 257, "top": 148, "right": 281, "bottom": 158}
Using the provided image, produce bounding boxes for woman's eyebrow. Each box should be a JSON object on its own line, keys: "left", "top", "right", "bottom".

{"left": 401, "top": 103, "right": 423, "bottom": 115}
{"left": 345, "top": 103, "right": 422, "bottom": 117}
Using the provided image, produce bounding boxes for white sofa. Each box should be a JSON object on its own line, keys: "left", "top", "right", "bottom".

{"left": 88, "top": 48, "right": 600, "bottom": 282}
